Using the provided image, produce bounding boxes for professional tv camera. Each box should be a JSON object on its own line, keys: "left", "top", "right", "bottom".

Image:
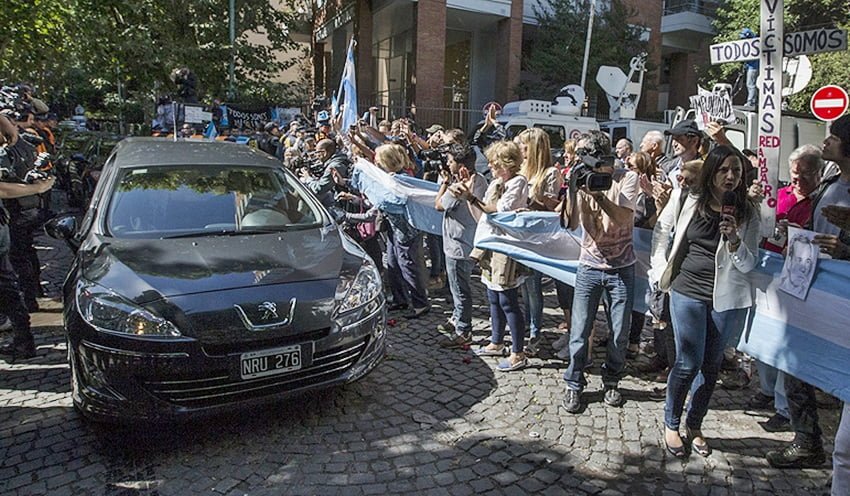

{"left": 299, "top": 150, "right": 325, "bottom": 177}
{"left": 0, "top": 84, "right": 30, "bottom": 121}
{"left": 570, "top": 152, "right": 613, "bottom": 192}
{"left": 419, "top": 145, "right": 451, "bottom": 176}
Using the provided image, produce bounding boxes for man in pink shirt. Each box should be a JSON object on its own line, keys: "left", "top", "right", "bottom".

{"left": 764, "top": 145, "right": 823, "bottom": 252}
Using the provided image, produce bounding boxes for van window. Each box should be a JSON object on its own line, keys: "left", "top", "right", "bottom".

{"left": 507, "top": 125, "right": 526, "bottom": 140}
{"left": 534, "top": 124, "right": 566, "bottom": 148}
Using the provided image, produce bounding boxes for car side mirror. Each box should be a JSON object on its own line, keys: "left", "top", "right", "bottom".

{"left": 44, "top": 215, "right": 77, "bottom": 242}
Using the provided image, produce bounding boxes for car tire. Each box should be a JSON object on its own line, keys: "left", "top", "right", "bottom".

{"left": 67, "top": 338, "right": 85, "bottom": 416}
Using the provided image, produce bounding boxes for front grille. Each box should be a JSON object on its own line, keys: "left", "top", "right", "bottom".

{"left": 141, "top": 337, "right": 367, "bottom": 409}
{"left": 201, "top": 328, "right": 331, "bottom": 356}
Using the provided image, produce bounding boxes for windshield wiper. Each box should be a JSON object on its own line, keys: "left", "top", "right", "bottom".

{"left": 161, "top": 229, "right": 280, "bottom": 239}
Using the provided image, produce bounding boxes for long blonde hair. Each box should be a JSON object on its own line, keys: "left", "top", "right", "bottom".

{"left": 518, "top": 128, "right": 552, "bottom": 201}
{"left": 374, "top": 143, "right": 411, "bottom": 173}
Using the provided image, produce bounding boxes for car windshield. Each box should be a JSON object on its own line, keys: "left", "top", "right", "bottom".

{"left": 106, "top": 165, "right": 322, "bottom": 239}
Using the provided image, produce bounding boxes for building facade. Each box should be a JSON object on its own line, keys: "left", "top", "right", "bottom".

{"left": 312, "top": 0, "right": 717, "bottom": 126}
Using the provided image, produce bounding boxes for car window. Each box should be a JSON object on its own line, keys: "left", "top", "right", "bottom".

{"left": 533, "top": 124, "right": 566, "bottom": 148}
{"left": 105, "top": 165, "right": 322, "bottom": 239}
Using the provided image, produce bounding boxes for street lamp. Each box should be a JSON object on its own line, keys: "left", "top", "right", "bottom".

{"left": 228, "top": 0, "right": 236, "bottom": 100}
{"left": 580, "top": 0, "right": 596, "bottom": 92}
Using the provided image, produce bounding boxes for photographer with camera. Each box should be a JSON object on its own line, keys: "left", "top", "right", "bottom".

{"left": 1, "top": 112, "right": 56, "bottom": 360}
{"left": 300, "top": 139, "right": 351, "bottom": 209}
{"left": 2, "top": 106, "right": 52, "bottom": 312}
{"left": 434, "top": 144, "right": 487, "bottom": 348}
{"left": 559, "top": 130, "right": 640, "bottom": 413}
{"left": 418, "top": 126, "right": 451, "bottom": 289}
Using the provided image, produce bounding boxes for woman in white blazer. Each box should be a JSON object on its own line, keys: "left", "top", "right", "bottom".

{"left": 649, "top": 145, "right": 760, "bottom": 459}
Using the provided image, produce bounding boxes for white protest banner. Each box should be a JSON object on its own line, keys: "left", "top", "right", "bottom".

{"left": 710, "top": 28, "right": 847, "bottom": 63}
{"left": 757, "top": 0, "right": 783, "bottom": 238}
{"left": 184, "top": 105, "right": 212, "bottom": 124}
{"left": 689, "top": 86, "right": 735, "bottom": 130}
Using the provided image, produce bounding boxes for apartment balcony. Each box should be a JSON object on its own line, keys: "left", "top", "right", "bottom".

{"left": 661, "top": 0, "right": 718, "bottom": 52}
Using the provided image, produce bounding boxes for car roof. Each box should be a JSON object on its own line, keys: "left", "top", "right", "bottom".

{"left": 110, "top": 137, "right": 282, "bottom": 169}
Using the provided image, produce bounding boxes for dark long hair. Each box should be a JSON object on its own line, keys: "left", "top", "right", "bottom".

{"left": 693, "top": 145, "right": 754, "bottom": 223}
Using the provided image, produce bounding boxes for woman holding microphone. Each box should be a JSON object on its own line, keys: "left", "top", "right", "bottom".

{"left": 649, "top": 145, "right": 760, "bottom": 458}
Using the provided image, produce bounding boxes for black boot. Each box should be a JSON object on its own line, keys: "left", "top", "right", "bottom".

{"left": 766, "top": 441, "right": 826, "bottom": 468}
{"left": 0, "top": 337, "right": 37, "bottom": 360}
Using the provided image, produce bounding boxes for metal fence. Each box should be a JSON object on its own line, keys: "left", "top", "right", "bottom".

{"left": 355, "top": 101, "right": 485, "bottom": 134}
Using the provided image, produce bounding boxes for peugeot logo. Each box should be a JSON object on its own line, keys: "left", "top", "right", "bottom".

{"left": 234, "top": 297, "right": 297, "bottom": 331}
{"left": 259, "top": 301, "right": 278, "bottom": 321}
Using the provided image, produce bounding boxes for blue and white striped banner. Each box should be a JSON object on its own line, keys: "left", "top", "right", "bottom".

{"left": 349, "top": 159, "right": 443, "bottom": 235}
{"left": 476, "top": 212, "right": 850, "bottom": 403}
{"left": 348, "top": 163, "right": 850, "bottom": 402}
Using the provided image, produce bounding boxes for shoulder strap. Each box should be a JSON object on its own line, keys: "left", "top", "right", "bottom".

{"left": 805, "top": 174, "right": 840, "bottom": 229}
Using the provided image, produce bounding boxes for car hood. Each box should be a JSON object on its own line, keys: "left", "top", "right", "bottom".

{"left": 80, "top": 226, "right": 345, "bottom": 304}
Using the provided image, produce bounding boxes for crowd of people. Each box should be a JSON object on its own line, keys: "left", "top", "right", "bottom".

{"left": 265, "top": 104, "right": 849, "bottom": 491}
{"left": 3, "top": 83, "right": 850, "bottom": 492}
{"left": 1, "top": 84, "right": 59, "bottom": 360}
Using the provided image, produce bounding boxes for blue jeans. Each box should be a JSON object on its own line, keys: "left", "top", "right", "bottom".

{"left": 756, "top": 360, "right": 789, "bottom": 419}
{"left": 833, "top": 403, "right": 850, "bottom": 496}
{"left": 426, "top": 233, "right": 444, "bottom": 278}
{"left": 386, "top": 231, "right": 429, "bottom": 309}
{"left": 521, "top": 269, "right": 544, "bottom": 338}
{"left": 665, "top": 290, "right": 748, "bottom": 430}
{"left": 563, "top": 264, "right": 635, "bottom": 391}
{"left": 487, "top": 288, "right": 526, "bottom": 354}
{"left": 745, "top": 66, "right": 758, "bottom": 107}
{"left": 445, "top": 257, "right": 473, "bottom": 335}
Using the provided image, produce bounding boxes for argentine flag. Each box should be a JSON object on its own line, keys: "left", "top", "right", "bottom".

{"left": 334, "top": 38, "right": 358, "bottom": 133}
{"left": 204, "top": 121, "right": 218, "bottom": 140}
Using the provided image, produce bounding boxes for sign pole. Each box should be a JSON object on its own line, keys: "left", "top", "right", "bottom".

{"left": 756, "top": 0, "right": 783, "bottom": 238}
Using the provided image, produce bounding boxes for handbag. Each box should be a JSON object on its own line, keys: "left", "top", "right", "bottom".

{"left": 658, "top": 190, "right": 690, "bottom": 292}
{"left": 355, "top": 195, "right": 378, "bottom": 241}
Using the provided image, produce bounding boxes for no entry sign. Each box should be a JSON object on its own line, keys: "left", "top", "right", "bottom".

{"left": 810, "top": 85, "right": 849, "bottom": 121}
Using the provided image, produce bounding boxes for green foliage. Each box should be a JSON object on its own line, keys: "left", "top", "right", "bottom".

{"left": 704, "top": 0, "right": 850, "bottom": 114}
{"left": 0, "top": 0, "right": 309, "bottom": 121}
{"left": 518, "top": 0, "right": 651, "bottom": 104}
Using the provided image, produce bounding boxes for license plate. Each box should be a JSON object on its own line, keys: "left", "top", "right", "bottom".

{"left": 240, "top": 345, "right": 302, "bottom": 379}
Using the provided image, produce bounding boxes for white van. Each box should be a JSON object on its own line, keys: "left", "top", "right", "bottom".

{"left": 472, "top": 99, "right": 600, "bottom": 176}
{"left": 599, "top": 119, "right": 671, "bottom": 149}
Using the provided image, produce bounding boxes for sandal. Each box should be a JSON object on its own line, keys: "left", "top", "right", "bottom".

{"left": 496, "top": 356, "right": 528, "bottom": 372}
{"left": 686, "top": 428, "right": 711, "bottom": 457}
{"left": 664, "top": 428, "right": 688, "bottom": 459}
{"left": 475, "top": 344, "right": 506, "bottom": 357}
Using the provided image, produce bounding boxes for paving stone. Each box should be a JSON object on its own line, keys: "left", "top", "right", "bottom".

{"left": 0, "top": 228, "right": 839, "bottom": 495}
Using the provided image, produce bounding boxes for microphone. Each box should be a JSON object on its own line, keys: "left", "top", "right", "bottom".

{"left": 721, "top": 191, "right": 736, "bottom": 240}
{"left": 721, "top": 191, "right": 737, "bottom": 217}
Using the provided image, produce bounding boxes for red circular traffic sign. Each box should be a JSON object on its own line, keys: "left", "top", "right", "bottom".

{"left": 810, "top": 85, "right": 849, "bottom": 121}
{"left": 482, "top": 101, "right": 502, "bottom": 117}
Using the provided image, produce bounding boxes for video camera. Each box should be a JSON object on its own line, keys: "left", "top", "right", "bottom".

{"left": 292, "top": 150, "right": 324, "bottom": 177}
{"left": 419, "top": 145, "right": 450, "bottom": 176}
{"left": 570, "top": 152, "right": 614, "bottom": 192}
{"left": 0, "top": 85, "right": 31, "bottom": 121}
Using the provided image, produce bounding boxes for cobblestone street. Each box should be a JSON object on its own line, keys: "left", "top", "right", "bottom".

{"left": 0, "top": 232, "right": 840, "bottom": 495}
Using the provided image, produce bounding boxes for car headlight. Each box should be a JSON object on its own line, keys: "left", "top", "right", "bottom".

{"left": 334, "top": 259, "right": 383, "bottom": 316}
{"left": 76, "top": 281, "right": 181, "bottom": 337}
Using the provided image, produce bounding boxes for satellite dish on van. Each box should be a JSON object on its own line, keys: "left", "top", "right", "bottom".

{"left": 596, "top": 53, "right": 647, "bottom": 120}
{"left": 781, "top": 55, "right": 812, "bottom": 97}
{"left": 552, "top": 85, "right": 585, "bottom": 116}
